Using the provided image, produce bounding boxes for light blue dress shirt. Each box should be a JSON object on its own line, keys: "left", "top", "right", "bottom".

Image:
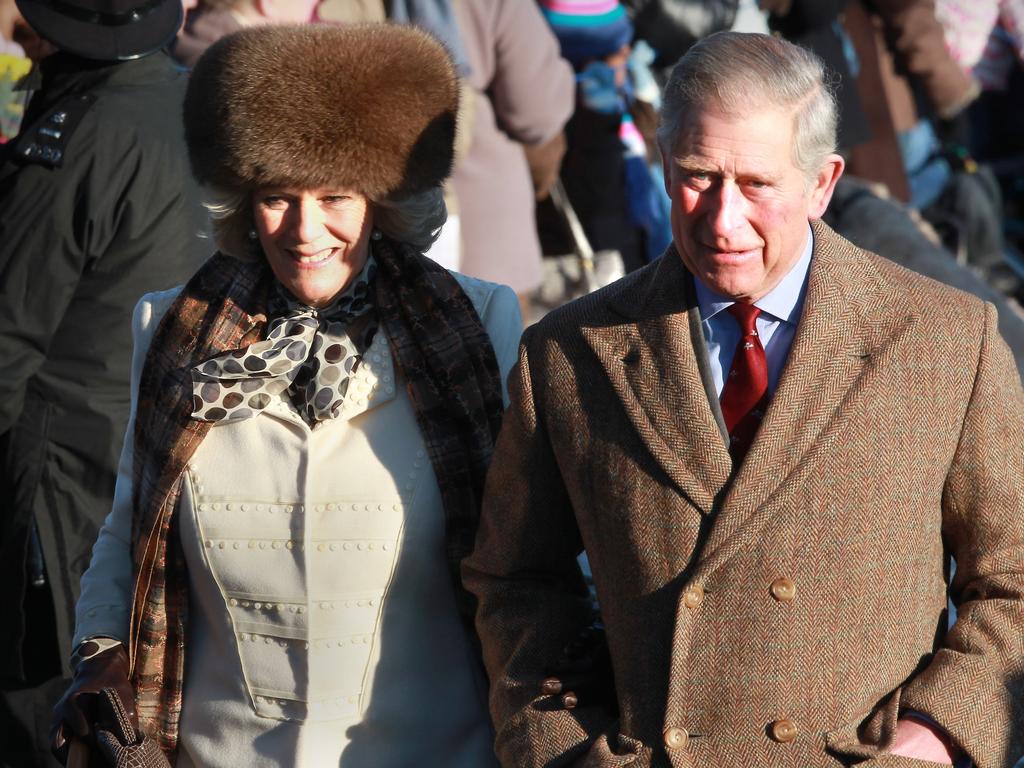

{"left": 695, "top": 225, "right": 814, "bottom": 398}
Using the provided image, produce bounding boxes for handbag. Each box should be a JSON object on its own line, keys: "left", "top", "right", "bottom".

{"left": 531, "top": 179, "right": 626, "bottom": 321}
{"left": 67, "top": 688, "right": 170, "bottom": 768}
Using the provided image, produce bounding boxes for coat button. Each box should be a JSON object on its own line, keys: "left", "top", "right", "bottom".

{"left": 682, "top": 585, "right": 704, "bottom": 609}
{"left": 663, "top": 727, "right": 688, "bottom": 749}
{"left": 540, "top": 677, "right": 563, "bottom": 695}
{"left": 770, "top": 577, "right": 796, "bottom": 602}
{"left": 769, "top": 719, "right": 798, "bottom": 743}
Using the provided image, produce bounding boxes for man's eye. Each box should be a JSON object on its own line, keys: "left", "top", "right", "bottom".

{"left": 685, "top": 172, "right": 712, "bottom": 188}
{"left": 262, "top": 196, "right": 288, "bottom": 209}
{"left": 323, "top": 195, "right": 350, "bottom": 206}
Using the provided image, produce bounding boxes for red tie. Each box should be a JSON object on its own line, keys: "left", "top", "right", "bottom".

{"left": 719, "top": 303, "right": 768, "bottom": 464}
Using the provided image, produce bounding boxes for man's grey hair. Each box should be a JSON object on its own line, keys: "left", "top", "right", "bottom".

{"left": 204, "top": 186, "right": 448, "bottom": 260}
{"left": 657, "top": 31, "right": 838, "bottom": 178}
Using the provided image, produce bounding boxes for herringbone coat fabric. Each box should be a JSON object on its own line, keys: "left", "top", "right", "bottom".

{"left": 464, "top": 220, "right": 1024, "bottom": 768}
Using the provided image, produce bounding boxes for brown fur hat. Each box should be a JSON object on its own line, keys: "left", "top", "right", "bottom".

{"left": 184, "top": 23, "right": 458, "bottom": 200}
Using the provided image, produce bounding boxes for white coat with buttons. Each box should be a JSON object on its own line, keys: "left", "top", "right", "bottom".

{"left": 74, "top": 271, "right": 521, "bottom": 767}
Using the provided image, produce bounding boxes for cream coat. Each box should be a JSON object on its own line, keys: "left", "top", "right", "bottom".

{"left": 76, "top": 272, "right": 521, "bottom": 767}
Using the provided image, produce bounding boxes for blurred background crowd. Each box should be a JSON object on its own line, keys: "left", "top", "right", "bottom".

{"left": 2, "top": 0, "right": 1024, "bottom": 326}
{"left": 1, "top": 0, "right": 1023, "bottom": 766}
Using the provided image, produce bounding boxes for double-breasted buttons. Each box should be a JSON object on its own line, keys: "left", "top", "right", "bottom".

{"left": 682, "top": 585, "right": 704, "bottom": 609}
{"left": 663, "top": 727, "right": 688, "bottom": 750}
{"left": 770, "top": 577, "right": 796, "bottom": 602}
{"left": 768, "top": 719, "right": 798, "bottom": 743}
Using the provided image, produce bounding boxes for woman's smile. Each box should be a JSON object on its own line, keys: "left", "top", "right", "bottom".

{"left": 285, "top": 246, "right": 340, "bottom": 268}
{"left": 253, "top": 187, "right": 373, "bottom": 306}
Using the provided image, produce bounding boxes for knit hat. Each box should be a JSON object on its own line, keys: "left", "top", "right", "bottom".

{"left": 539, "top": 0, "right": 633, "bottom": 67}
{"left": 184, "top": 23, "right": 459, "bottom": 201}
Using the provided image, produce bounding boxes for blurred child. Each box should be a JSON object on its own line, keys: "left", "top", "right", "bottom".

{"left": 539, "top": 0, "right": 671, "bottom": 270}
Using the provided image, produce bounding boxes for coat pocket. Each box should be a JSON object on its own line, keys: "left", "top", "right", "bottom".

{"left": 824, "top": 686, "right": 904, "bottom": 759}
{"left": 574, "top": 729, "right": 648, "bottom": 767}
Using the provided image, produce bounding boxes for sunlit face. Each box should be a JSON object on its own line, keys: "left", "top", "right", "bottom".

{"left": 663, "top": 104, "right": 843, "bottom": 302}
{"left": 253, "top": 187, "right": 373, "bottom": 308}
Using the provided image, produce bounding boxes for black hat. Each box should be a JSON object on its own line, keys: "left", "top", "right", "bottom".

{"left": 15, "top": 0, "right": 183, "bottom": 61}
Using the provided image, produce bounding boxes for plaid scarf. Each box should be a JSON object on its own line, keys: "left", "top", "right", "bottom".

{"left": 129, "top": 239, "right": 503, "bottom": 758}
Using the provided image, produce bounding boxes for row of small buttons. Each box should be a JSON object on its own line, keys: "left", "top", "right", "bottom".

{"left": 314, "top": 541, "right": 392, "bottom": 552}
{"left": 207, "top": 539, "right": 298, "bottom": 550}
{"left": 229, "top": 599, "right": 294, "bottom": 611}
{"left": 401, "top": 450, "right": 427, "bottom": 496}
{"left": 316, "top": 598, "right": 379, "bottom": 609}
{"left": 197, "top": 501, "right": 407, "bottom": 514}
{"left": 255, "top": 694, "right": 360, "bottom": 707}
{"left": 205, "top": 538, "right": 391, "bottom": 551}
{"left": 198, "top": 502, "right": 303, "bottom": 514}
{"left": 229, "top": 598, "right": 380, "bottom": 611}
{"left": 238, "top": 633, "right": 373, "bottom": 648}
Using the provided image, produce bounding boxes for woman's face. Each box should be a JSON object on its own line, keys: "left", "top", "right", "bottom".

{"left": 253, "top": 186, "right": 373, "bottom": 308}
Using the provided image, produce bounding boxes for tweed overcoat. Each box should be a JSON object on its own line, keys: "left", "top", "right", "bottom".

{"left": 464, "top": 220, "right": 1024, "bottom": 768}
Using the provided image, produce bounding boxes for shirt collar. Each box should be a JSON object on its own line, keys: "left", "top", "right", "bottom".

{"left": 695, "top": 223, "right": 814, "bottom": 325}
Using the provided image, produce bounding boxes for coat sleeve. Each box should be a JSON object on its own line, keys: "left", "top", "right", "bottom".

{"left": 899, "top": 302, "right": 1024, "bottom": 767}
{"left": 486, "top": 0, "right": 575, "bottom": 147}
{"left": 476, "top": 283, "right": 522, "bottom": 405}
{"left": 73, "top": 290, "right": 179, "bottom": 646}
{"left": 0, "top": 152, "right": 87, "bottom": 434}
{"left": 463, "top": 326, "right": 618, "bottom": 768}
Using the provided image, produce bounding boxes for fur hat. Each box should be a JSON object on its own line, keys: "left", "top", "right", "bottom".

{"left": 184, "top": 23, "right": 459, "bottom": 201}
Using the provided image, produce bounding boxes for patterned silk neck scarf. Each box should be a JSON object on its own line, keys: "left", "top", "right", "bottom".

{"left": 191, "top": 257, "right": 377, "bottom": 424}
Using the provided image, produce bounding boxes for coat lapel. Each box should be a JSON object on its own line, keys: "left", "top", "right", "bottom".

{"left": 583, "top": 249, "right": 732, "bottom": 516}
{"left": 691, "top": 221, "right": 920, "bottom": 578}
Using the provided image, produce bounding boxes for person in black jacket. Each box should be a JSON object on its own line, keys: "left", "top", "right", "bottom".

{"left": 0, "top": 2, "right": 208, "bottom": 765}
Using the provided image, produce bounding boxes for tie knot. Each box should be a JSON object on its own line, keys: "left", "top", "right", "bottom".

{"left": 728, "top": 302, "right": 761, "bottom": 335}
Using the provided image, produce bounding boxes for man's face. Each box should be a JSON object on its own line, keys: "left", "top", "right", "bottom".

{"left": 663, "top": 104, "right": 842, "bottom": 302}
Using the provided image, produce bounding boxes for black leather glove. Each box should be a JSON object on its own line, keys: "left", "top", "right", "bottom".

{"left": 92, "top": 687, "right": 170, "bottom": 768}
{"left": 51, "top": 641, "right": 136, "bottom": 764}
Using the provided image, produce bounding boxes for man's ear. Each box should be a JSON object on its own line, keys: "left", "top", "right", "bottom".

{"left": 661, "top": 149, "right": 673, "bottom": 198}
{"left": 808, "top": 153, "right": 844, "bottom": 219}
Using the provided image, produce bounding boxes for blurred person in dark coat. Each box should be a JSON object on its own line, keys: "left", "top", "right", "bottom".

{"left": 0, "top": 1, "right": 207, "bottom": 764}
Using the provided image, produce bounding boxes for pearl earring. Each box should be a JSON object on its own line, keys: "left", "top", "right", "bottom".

{"left": 248, "top": 229, "right": 257, "bottom": 240}
{"left": 371, "top": 228, "right": 382, "bottom": 241}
